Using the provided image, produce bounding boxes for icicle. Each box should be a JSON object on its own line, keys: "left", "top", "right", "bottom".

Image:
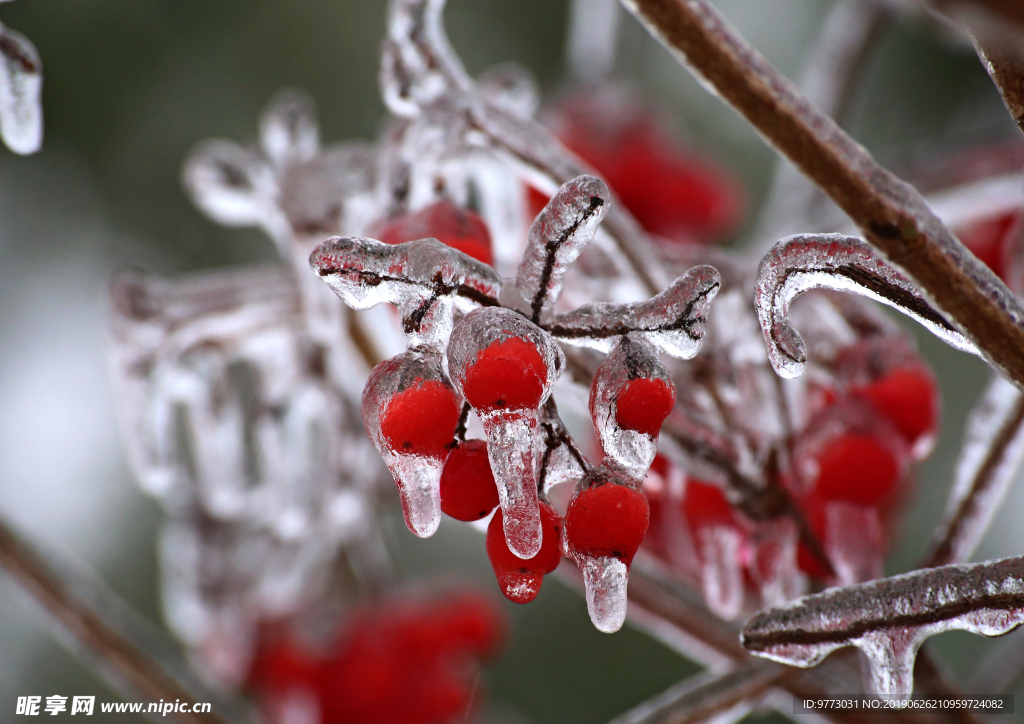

{"left": 825, "top": 502, "right": 884, "bottom": 585}
{"left": 749, "top": 518, "right": 804, "bottom": 607}
{"left": 698, "top": 525, "right": 745, "bottom": 621}
{"left": 549, "top": 265, "right": 721, "bottom": 358}
{"left": 310, "top": 235, "right": 502, "bottom": 348}
{"left": 582, "top": 556, "right": 629, "bottom": 634}
{"left": 742, "top": 555, "right": 1024, "bottom": 699}
{"left": 447, "top": 307, "right": 564, "bottom": 558}
{"left": 754, "top": 234, "right": 979, "bottom": 379}
{"left": 0, "top": 21, "right": 40, "bottom": 155}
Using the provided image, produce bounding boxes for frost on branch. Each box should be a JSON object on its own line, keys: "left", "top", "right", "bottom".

{"left": 754, "top": 233, "right": 978, "bottom": 379}
{"left": 741, "top": 556, "right": 1024, "bottom": 699}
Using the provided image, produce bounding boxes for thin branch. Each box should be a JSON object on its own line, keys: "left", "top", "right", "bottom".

{"left": 923, "top": 374, "right": 1024, "bottom": 568}
{"left": 756, "top": 0, "right": 890, "bottom": 244}
{"left": 620, "top": 0, "right": 1024, "bottom": 388}
{"left": 607, "top": 661, "right": 785, "bottom": 724}
{"left": 0, "top": 516, "right": 245, "bottom": 724}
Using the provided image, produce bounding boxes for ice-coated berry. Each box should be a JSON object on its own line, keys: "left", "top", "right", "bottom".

{"left": 854, "top": 367, "right": 938, "bottom": 452}
{"left": 614, "top": 377, "right": 677, "bottom": 438}
{"left": 463, "top": 336, "right": 547, "bottom": 411}
{"left": 440, "top": 439, "right": 500, "bottom": 521}
{"left": 486, "top": 500, "right": 563, "bottom": 603}
{"left": 380, "top": 379, "right": 461, "bottom": 459}
{"left": 565, "top": 470, "right": 650, "bottom": 567}
{"left": 812, "top": 432, "right": 902, "bottom": 507}
{"left": 374, "top": 199, "right": 495, "bottom": 266}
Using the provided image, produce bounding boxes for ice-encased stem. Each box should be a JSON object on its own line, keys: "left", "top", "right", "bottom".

{"left": 754, "top": 234, "right": 978, "bottom": 379}
{"left": 582, "top": 555, "right": 629, "bottom": 634}
{"left": 481, "top": 408, "right": 543, "bottom": 559}
{"left": 924, "top": 374, "right": 1024, "bottom": 568}
{"left": 741, "top": 556, "right": 1024, "bottom": 700}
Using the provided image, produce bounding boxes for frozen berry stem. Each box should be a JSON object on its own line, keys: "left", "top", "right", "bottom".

{"left": 620, "top": 0, "right": 1024, "bottom": 389}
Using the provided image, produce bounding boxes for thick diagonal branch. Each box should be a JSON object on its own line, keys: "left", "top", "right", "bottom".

{"left": 620, "top": 0, "right": 1024, "bottom": 388}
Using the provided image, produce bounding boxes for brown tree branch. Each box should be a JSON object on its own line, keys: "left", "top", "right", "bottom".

{"left": 0, "top": 516, "right": 245, "bottom": 724}
{"left": 619, "top": 0, "right": 1024, "bottom": 388}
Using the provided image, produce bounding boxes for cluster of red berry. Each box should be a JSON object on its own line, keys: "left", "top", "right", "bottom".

{"left": 644, "top": 334, "right": 938, "bottom": 612}
{"left": 248, "top": 593, "right": 503, "bottom": 724}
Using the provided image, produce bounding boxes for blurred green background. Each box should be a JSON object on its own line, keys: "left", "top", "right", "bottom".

{"left": 0, "top": 1, "right": 1021, "bottom": 722}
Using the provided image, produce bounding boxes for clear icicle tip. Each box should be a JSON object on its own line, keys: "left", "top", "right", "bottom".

{"left": 582, "top": 556, "right": 629, "bottom": 634}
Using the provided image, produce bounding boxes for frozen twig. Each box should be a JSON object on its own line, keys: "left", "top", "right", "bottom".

{"left": 620, "top": 0, "right": 1024, "bottom": 388}
{"left": 974, "top": 35, "right": 1024, "bottom": 135}
{"left": 606, "top": 661, "right": 785, "bottom": 724}
{"left": 741, "top": 556, "right": 1024, "bottom": 699}
{"left": 0, "top": 516, "right": 246, "bottom": 724}
{"left": 924, "top": 375, "right": 1024, "bottom": 568}
{"left": 754, "top": 234, "right": 978, "bottom": 379}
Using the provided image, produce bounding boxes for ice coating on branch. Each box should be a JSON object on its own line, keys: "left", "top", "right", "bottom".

{"left": 825, "top": 502, "right": 883, "bottom": 585}
{"left": 926, "top": 375, "right": 1024, "bottom": 567}
{"left": 0, "top": 21, "right": 41, "bottom": 155}
{"left": 582, "top": 556, "right": 629, "bottom": 634}
{"left": 381, "top": 0, "right": 471, "bottom": 117}
{"left": 550, "top": 265, "right": 721, "bottom": 357}
{"left": 259, "top": 90, "right": 319, "bottom": 168}
{"left": 741, "top": 555, "right": 1024, "bottom": 699}
{"left": 698, "top": 526, "right": 744, "bottom": 621}
{"left": 511, "top": 175, "right": 610, "bottom": 322}
{"left": 538, "top": 402, "right": 588, "bottom": 493}
{"left": 754, "top": 234, "right": 979, "bottom": 379}
{"left": 590, "top": 335, "right": 673, "bottom": 478}
{"left": 478, "top": 62, "right": 540, "bottom": 119}
{"left": 447, "top": 307, "right": 564, "bottom": 558}
{"left": 361, "top": 348, "right": 461, "bottom": 538}
{"left": 311, "top": 236, "right": 501, "bottom": 348}
{"left": 183, "top": 140, "right": 281, "bottom": 234}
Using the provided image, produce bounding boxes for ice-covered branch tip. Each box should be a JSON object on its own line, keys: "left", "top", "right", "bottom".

{"left": 754, "top": 234, "right": 978, "bottom": 379}
{"left": 310, "top": 235, "right": 501, "bottom": 347}
{"left": 741, "top": 556, "right": 1024, "bottom": 699}
{"left": 549, "top": 265, "right": 721, "bottom": 358}
{"left": 0, "top": 20, "right": 41, "bottom": 155}
{"left": 512, "top": 174, "right": 609, "bottom": 324}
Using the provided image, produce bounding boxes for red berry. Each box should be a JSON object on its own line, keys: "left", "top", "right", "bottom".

{"left": 854, "top": 367, "right": 938, "bottom": 450}
{"left": 812, "top": 433, "right": 901, "bottom": 507}
{"left": 440, "top": 439, "right": 500, "bottom": 521}
{"left": 463, "top": 336, "right": 547, "bottom": 411}
{"left": 957, "top": 210, "right": 1019, "bottom": 282}
{"left": 374, "top": 199, "right": 494, "bottom": 266}
{"left": 681, "top": 479, "right": 736, "bottom": 530}
{"left": 614, "top": 377, "right": 676, "bottom": 437}
{"left": 380, "top": 379, "right": 460, "bottom": 459}
{"left": 565, "top": 472, "right": 649, "bottom": 567}
{"left": 486, "top": 500, "right": 563, "bottom": 603}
